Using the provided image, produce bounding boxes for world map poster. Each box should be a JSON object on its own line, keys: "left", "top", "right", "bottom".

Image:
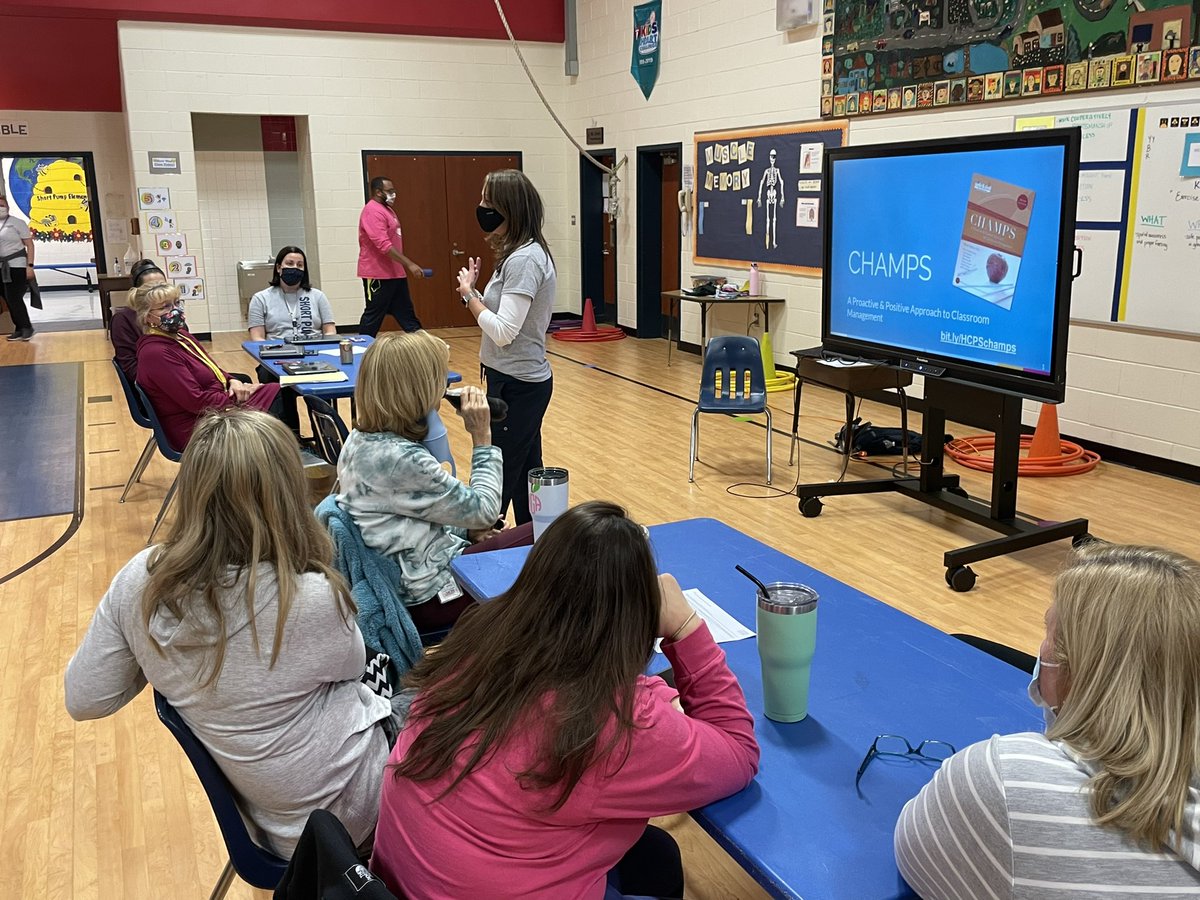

{"left": 820, "top": 0, "right": 1199, "bottom": 117}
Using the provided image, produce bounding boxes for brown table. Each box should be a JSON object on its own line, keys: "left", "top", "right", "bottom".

{"left": 660, "top": 290, "right": 786, "bottom": 365}
{"left": 788, "top": 351, "right": 914, "bottom": 466}
{"left": 97, "top": 273, "right": 130, "bottom": 332}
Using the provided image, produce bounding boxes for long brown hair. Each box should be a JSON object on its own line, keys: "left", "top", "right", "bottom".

{"left": 392, "top": 500, "right": 659, "bottom": 810}
{"left": 483, "top": 169, "right": 553, "bottom": 267}
{"left": 142, "top": 408, "right": 355, "bottom": 686}
{"left": 1048, "top": 543, "right": 1200, "bottom": 850}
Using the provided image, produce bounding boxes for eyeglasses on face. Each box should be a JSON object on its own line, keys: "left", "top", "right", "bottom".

{"left": 855, "top": 733, "right": 956, "bottom": 789}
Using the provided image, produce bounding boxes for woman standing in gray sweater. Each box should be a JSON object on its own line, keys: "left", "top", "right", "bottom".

{"left": 65, "top": 409, "right": 405, "bottom": 858}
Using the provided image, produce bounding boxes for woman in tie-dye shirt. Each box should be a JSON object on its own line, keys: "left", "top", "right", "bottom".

{"left": 336, "top": 332, "right": 533, "bottom": 632}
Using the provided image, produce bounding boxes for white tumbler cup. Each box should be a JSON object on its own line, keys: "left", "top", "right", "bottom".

{"left": 528, "top": 467, "right": 569, "bottom": 540}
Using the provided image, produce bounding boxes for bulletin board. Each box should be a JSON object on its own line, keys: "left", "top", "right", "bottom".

{"left": 1016, "top": 101, "right": 1200, "bottom": 335}
{"left": 693, "top": 120, "right": 849, "bottom": 276}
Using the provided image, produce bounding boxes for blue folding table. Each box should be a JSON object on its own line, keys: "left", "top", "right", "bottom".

{"left": 451, "top": 517, "right": 1042, "bottom": 899}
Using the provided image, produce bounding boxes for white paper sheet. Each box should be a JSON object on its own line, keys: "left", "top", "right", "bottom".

{"left": 655, "top": 589, "right": 756, "bottom": 652}
{"left": 318, "top": 346, "right": 366, "bottom": 357}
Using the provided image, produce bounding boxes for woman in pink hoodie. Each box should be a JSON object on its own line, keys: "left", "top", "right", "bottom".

{"left": 372, "top": 500, "right": 760, "bottom": 899}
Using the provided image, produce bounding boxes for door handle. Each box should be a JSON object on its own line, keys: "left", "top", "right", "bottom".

{"left": 451, "top": 248, "right": 465, "bottom": 256}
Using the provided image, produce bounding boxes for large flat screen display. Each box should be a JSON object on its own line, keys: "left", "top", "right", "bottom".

{"left": 822, "top": 129, "right": 1080, "bottom": 403}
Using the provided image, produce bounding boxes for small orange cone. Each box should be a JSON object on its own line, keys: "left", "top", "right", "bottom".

{"left": 1027, "top": 403, "right": 1062, "bottom": 460}
{"left": 550, "top": 297, "right": 625, "bottom": 343}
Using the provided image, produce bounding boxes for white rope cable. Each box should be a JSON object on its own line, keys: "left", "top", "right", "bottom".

{"left": 492, "top": 0, "right": 625, "bottom": 182}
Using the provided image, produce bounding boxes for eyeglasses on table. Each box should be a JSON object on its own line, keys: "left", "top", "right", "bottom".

{"left": 855, "top": 733, "right": 957, "bottom": 789}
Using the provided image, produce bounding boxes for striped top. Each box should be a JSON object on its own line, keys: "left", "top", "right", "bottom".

{"left": 895, "top": 733, "right": 1200, "bottom": 898}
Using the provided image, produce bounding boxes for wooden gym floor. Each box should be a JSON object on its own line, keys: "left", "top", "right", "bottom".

{"left": 1, "top": 327, "right": 1197, "bottom": 899}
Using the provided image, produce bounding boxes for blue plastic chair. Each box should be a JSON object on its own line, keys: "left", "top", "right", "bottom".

{"left": 112, "top": 359, "right": 158, "bottom": 504}
{"left": 689, "top": 335, "right": 773, "bottom": 484}
{"left": 153, "top": 691, "right": 288, "bottom": 899}
{"left": 303, "top": 395, "right": 349, "bottom": 466}
{"left": 133, "top": 384, "right": 184, "bottom": 545}
{"left": 422, "top": 409, "right": 457, "bottom": 477}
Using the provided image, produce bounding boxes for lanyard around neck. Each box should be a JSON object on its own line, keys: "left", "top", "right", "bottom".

{"left": 152, "top": 329, "right": 227, "bottom": 387}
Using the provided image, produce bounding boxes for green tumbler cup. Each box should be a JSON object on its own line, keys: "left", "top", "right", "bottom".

{"left": 756, "top": 583, "right": 819, "bottom": 723}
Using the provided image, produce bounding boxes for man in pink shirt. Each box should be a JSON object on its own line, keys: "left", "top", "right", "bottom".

{"left": 357, "top": 177, "right": 426, "bottom": 336}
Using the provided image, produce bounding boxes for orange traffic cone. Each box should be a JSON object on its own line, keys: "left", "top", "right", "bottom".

{"left": 1027, "top": 403, "right": 1062, "bottom": 460}
{"left": 550, "top": 298, "right": 625, "bottom": 343}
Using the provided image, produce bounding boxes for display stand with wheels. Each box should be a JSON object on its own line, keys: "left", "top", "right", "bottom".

{"left": 795, "top": 375, "right": 1090, "bottom": 591}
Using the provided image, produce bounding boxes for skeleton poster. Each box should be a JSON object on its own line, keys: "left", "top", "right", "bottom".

{"left": 693, "top": 120, "right": 848, "bottom": 276}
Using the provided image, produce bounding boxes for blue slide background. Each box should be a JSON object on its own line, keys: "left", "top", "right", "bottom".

{"left": 827, "top": 145, "right": 1066, "bottom": 375}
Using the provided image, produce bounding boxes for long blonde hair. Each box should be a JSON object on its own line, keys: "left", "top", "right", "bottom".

{"left": 354, "top": 331, "right": 448, "bottom": 442}
{"left": 142, "top": 408, "right": 355, "bottom": 686}
{"left": 1048, "top": 542, "right": 1200, "bottom": 850}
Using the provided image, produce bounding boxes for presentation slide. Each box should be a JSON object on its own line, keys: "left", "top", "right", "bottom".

{"left": 827, "top": 145, "right": 1067, "bottom": 376}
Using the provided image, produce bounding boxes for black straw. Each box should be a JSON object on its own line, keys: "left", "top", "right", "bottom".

{"left": 735, "top": 565, "right": 771, "bottom": 597}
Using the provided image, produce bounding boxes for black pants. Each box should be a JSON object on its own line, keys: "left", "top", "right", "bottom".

{"left": 359, "top": 278, "right": 421, "bottom": 336}
{"left": 256, "top": 364, "right": 301, "bottom": 435}
{"left": 2, "top": 268, "right": 31, "bottom": 332}
{"left": 484, "top": 366, "right": 553, "bottom": 526}
{"left": 609, "top": 825, "right": 685, "bottom": 899}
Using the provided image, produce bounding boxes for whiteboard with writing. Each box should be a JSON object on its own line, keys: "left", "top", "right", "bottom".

{"left": 1122, "top": 102, "right": 1200, "bottom": 334}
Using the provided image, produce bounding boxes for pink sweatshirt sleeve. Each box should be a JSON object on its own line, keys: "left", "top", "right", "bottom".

{"left": 566, "top": 622, "right": 760, "bottom": 822}
{"left": 362, "top": 205, "right": 397, "bottom": 256}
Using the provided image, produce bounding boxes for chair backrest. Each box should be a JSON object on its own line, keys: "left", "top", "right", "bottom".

{"left": 303, "top": 396, "right": 349, "bottom": 466}
{"left": 153, "top": 691, "right": 289, "bottom": 889}
{"left": 134, "top": 383, "right": 184, "bottom": 462}
{"left": 701, "top": 336, "right": 767, "bottom": 403}
{"left": 112, "top": 358, "right": 151, "bottom": 429}
{"left": 421, "top": 410, "right": 456, "bottom": 477}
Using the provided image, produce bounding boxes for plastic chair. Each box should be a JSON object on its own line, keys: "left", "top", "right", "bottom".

{"left": 111, "top": 359, "right": 157, "bottom": 504}
{"left": 133, "top": 384, "right": 184, "bottom": 545}
{"left": 153, "top": 691, "right": 288, "bottom": 899}
{"left": 689, "top": 336, "right": 772, "bottom": 484}
{"left": 303, "top": 396, "right": 349, "bottom": 466}
{"left": 422, "top": 410, "right": 457, "bottom": 477}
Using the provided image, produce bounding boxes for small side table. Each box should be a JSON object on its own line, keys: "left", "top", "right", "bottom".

{"left": 789, "top": 352, "right": 914, "bottom": 465}
{"left": 97, "top": 273, "right": 129, "bottom": 332}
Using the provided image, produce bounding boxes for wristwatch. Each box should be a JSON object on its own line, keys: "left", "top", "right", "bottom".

{"left": 461, "top": 289, "right": 482, "bottom": 306}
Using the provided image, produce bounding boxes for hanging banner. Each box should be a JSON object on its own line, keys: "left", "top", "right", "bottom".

{"left": 630, "top": 0, "right": 661, "bottom": 100}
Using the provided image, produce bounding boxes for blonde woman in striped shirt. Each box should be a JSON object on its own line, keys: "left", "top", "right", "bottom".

{"left": 896, "top": 543, "right": 1200, "bottom": 898}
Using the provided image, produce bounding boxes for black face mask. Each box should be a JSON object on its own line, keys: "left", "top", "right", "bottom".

{"left": 280, "top": 267, "right": 304, "bottom": 286}
{"left": 158, "top": 307, "right": 186, "bottom": 334}
{"left": 476, "top": 205, "right": 505, "bottom": 233}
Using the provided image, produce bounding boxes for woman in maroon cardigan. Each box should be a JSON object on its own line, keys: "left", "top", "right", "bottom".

{"left": 132, "top": 283, "right": 281, "bottom": 449}
{"left": 111, "top": 260, "right": 167, "bottom": 384}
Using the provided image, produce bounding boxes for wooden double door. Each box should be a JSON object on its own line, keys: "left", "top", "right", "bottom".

{"left": 364, "top": 152, "right": 520, "bottom": 329}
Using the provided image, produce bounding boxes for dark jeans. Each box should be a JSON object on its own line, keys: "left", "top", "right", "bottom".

{"left": 2, "top": 268, "right": 31, "bottom": 332}
{"left": 407, "top": 522, "right": 535, "bottom": 633}
{"left": 483, "top": 366, "right": 553, "bottom": 526}
{"left": 359, "top": 277, "right": 421, "bottom": 336}
{"left": 256, "top": 364, "right": 301, "bottom": 435}
{"left": 608, "top": 825, "right": 685, "bottom": 900}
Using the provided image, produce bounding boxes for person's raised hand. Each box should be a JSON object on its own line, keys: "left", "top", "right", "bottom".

{"left": 657, "top": 573, "right": 700, "bottom": 642}
{"left": 455, "top": 385, "right": 491, "bottom": 445}
{"left": 457, "top": 257, "right": 481, "bottom": 298}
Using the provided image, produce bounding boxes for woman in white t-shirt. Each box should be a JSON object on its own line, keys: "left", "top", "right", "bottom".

{"left": 248, "top": 246, "right": 336, "bottom": 436}
{"left": 0, "top": 195, "right": 36, "bottom": 341}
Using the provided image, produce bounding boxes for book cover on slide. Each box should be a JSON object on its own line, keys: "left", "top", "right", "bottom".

{"left": 952, "top": 174, "right": 1035, "bottom": 310}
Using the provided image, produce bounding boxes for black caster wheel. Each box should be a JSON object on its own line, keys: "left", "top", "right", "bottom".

{"left": 1071, "top": 532, "right": 1094, "bottom": 548}
{"left": 945, "top": 565, "right": 977, "bottom": 592}
{"left": 799, "top": 496, "right": 824, "bottom": 518}
{"left": 946, "top": 486, "right": 969, "bottom": 499}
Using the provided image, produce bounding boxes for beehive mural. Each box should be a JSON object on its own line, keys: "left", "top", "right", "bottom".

{"left": 27, "top": 159, "right": 92, "bottom": 242}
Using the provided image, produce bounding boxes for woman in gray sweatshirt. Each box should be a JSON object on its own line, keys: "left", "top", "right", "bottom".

{"left": 65, "top": 408, "right": 406, "bottom": 858}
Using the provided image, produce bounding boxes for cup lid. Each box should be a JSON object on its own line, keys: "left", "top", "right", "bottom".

{"left": 757, "top": 582, "right": 818, "bottom": 615}
{"left": 528, "top": 467, "right": 569, "bottom": 484}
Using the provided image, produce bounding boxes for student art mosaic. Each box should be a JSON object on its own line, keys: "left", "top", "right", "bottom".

{"left": 820, "top": 0, "right": 1200, "bottom": 118}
